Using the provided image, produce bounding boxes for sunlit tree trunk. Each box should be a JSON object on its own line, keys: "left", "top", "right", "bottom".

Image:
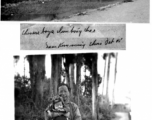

{"left": 106, "top": 54, "right": 111, "bottom": 104}
{"left": 92, "top": 53, "right": 98, "bottom": 120}
{"left": 62, "top": 54, "right": 76, "bottom": 103}
{"left": 112, "top": 53, "right": 118, "bottom": 107}
{"left": 69, "top": 63, "right": 75, "bottom": 101}
{"left": 23, "top": 57, "right": 26, "bottom": 78}
{"left": 51, "top": 55, "right": 62, "bottom": 96}
{"left": 102, "top": 53, "right": 108, "bottom": 103}
{"left": 49, "top": 56, "right": 53, "bottom": 98}
{"left": 63, "top": 55, "right": 74, "bottom": 87}
{"left": 65, "top": 64, "right": 70, "bottom": 86}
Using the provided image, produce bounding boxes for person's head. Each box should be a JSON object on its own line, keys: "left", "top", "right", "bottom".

{"left": 58, "top": 83, "right": 71, "bottom": 103}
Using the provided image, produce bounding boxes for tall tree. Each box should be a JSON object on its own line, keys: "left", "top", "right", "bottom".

{"left": 63, "top": 54, "right": 75, "bottom": 86}
{"left": 49, "top": 56, "right": 53, "bottom": 98}
{"left": 106, "top": 53, "right": 115, "bottom": 104}
{"left": 51, "top": 55, "right": 62, "bottom": 96}
{"left": 112, "top": 53, "right": 118, "bottom": 106}
{"left": 91, "top": 53, "right": 98, "bottom": 120}
{"left": 62, "top": 54, "right": 76, "bottom": 102}
{"left": 27, "top": 56, "right": 34, "bottom": 100}
{"left": 106, "top": 54, "right": 110, "bottom": 103}
{"left": 76, "top": 54, "right": 83, "bottom": 106}
{"left": 27, "top": 55, "right": 45, "bottom": 107}
{"left": 69, "top": 62, "right": 75, "bottom": 101}
{"left": 102, "top": 53, "right": 108, "bottom": 103}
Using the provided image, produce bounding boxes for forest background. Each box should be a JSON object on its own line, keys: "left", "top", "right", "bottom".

{"left": 14, "top": 52, "right": 131, "bottom": 120}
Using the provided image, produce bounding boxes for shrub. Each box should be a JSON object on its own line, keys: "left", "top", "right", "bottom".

{"left": 98, "top": 103, "right": 116, "bottom": 120}
{"left": 79, "top": 95, "right": 92, "bottom": 120}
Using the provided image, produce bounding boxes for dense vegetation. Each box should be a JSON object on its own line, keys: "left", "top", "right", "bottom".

{"left": 15, "top": 75, "right": 116, "bottom": 120}
{"left": 14, "top": 54, "right": 118, "bottom": 120}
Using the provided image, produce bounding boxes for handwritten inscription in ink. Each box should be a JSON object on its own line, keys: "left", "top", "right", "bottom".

{"left": 21, "top": 25, "right": 125, "bottom": 50}
{"left": 45, "top": 38, "right": 123, "bottom": 49}
{"left": 22, "top": 25, "right": 96, "bottom": 38}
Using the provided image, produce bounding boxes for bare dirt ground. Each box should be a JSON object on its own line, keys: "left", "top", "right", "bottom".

{"left": 54, "top": 0, "right": 149, "bottom": 23}
{"left": 112, "top": 112, "right": 131, "bottom": 120}
{"left": 111, "top": 104, "right": 131, "bottom": 120}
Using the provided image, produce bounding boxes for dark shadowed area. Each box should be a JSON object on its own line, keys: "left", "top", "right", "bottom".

{"left": 1, "top": 0, "right": 124, "bottom": 21}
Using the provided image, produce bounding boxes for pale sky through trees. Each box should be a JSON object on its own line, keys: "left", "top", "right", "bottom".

{"left": 14, "top": 53, "right": 131, "bottom": 105}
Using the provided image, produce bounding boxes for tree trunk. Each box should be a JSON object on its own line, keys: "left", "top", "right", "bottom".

{"left": 34, "top": 55, "right": 45, "bottom": 107}
{"left": 51, "top": 55, "right": 62, "bottom": 96}
{"left": 112, "top": 53, "right": 118, "bottom": 107}
{"left": 65, "top": 64, "right": 70, "bottom": 86}
{"left": 69, "top": 63, "right": 75, "bottom": 101}
{"left": 76, "top": 54, "right": 82, "bottom": 106}
{"left": 106, "top": 54, "right": 111, "bottom": 104}
{"left": 63, "top": 54, "right": 75, "bottom": 88}
{"left": 28, "top": 55, "right": 45, "bottom": 107}
{"left": 49, "top": 56, "right": 53, "bottom": 98}
{"left": 102, "top": 55, "right": 107, "bottom": 103}
{"left": 28, "top": 56, "right": 35, "bottom": 101}
{"left": 92, "top": 53, "right": 98, "bottom": 120}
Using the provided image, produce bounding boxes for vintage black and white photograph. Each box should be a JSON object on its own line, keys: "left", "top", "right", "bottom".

{"left": 14, "top": 52, "right": 131, "bottom": 120}
{"left": 1, "top": 0, "right": 149, "bottom": 22}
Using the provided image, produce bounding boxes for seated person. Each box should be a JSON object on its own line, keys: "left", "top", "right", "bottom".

{"left": 44, "top": 83, "right": 82, "bottom": 120}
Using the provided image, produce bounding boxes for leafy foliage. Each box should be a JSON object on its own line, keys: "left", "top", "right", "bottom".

{"left": 14, "top": 53, "right": 116, "bottom": 120}
{"left": 81, "top": 74, "right": 102, "bottom": 96}
{"left": 15, "top": 74, "right": 50, "bottom": 120}
{"left": 98, "top": 103, "right": 115, "bottom": 120}
{"left": 15, "top": 74, "right": 31, "bottom": 94}
{"left": 79, "top": 95, "right": 116, "bottom": 120}
{"left": 97, "top": 95, "right": 116, "bottom": 120}
{"left": 79, "top": 95, "right": 92, "bottom": 120}
{"left": 15, "top": 73, "right": 115, "bottom": 120}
